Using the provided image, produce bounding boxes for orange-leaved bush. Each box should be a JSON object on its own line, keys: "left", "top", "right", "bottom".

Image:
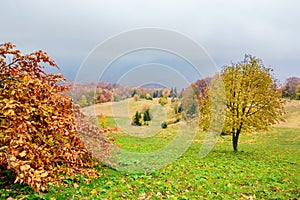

{"left": 0, "top": 42, "right": 113, "bottom": 192}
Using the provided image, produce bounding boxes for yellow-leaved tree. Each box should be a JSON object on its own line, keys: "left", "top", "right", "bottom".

{"left": 199, "top": 55, "right": 285, "bottom": 152}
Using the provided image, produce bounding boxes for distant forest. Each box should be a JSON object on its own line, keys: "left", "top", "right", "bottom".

{"left": 70, "top": 82, "right": 184, "bottom": 107}
{"left": 70, "top": 76, "right": 300, "bottom": 108}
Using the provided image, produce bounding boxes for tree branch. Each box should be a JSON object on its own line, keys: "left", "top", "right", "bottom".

{"left": 7, "top": 58, "right": 20, "bottom": 67}
{"left": 246, "top": 104, "right": 267, "bottom": 117}
{"left": 0, "top": 77, "right": 21, "bottom": 88}
{"left": 0, "top": 146, "right": 20, "bottom": 175}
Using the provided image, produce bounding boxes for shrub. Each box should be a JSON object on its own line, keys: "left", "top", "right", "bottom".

{"left": 161, "top": 121, "right": 168, "bottom": 129}
{"left": 145, "top": 93, "right": 153, "bottom": 100}
{"left": 133, "top": 94, "right": 139, "bottom": 102}
{"left": 0, "top": 43, "right": 112, "bottom": 192}
{"left": 159, "top": 97, "right": 168, "bottom": 106}
{"left": 99, "top": 114, "right": 107, "bottom": 129}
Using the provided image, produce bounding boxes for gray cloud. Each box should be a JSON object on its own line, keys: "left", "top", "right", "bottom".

{"left": 1, "top": 0, "right": 299, "bottom": 83}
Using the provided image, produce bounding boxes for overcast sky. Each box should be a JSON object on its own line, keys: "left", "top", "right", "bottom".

{"left": 1, "top": 0, "right": 300, "bottom": 85}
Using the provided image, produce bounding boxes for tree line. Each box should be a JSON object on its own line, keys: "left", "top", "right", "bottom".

{"left": 73, "top": 83, "right": 185, "bottom": 107}
{"left": 280, "top": 77, "right": 300, "bottom": 100}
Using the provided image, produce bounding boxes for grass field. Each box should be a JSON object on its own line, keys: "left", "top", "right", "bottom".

{"left": 1, "top": 100, "right": 299, "bottom": 199}
{"left": 82, "top": 98, "right": 173, "bottom": 137}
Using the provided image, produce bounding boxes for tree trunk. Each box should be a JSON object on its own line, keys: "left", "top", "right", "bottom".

{"left": 232, "top": 130, "right": 240, "bottom": 152}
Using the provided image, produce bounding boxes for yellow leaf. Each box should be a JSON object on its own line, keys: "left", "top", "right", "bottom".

{"left": 10, "top": 156, "right": 16, "bottom": 161}
{"left": 20, "top": 164, "right": 30, "bottom": 171}
{"left": 40, "top": 171, "right": 48, "bottom": 178}
{"left": 6, "top": 109, "right": 15, "bottom": 116}
{"left": 0, "top": 146, "right": 7, "bottom": 151}
{"left": 197, "top": 185, "right": 203, "bottom": 190}
{"left": 73, "top": 183, "right": 79, "bottom": 188}
{"left": 3, "top": 110, "right": 8, "bottom": 116}
{"left": 19, "top": 151, "right": 27, "bottom": 157}
{"left": 91, "top": 189, "right": 97, "bottom": 195}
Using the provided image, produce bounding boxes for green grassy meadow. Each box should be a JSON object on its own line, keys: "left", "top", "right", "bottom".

{"left": 1, "top": 100, "right": 299, "bottom": 199}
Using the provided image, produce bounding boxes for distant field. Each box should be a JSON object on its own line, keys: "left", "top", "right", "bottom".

{"left": 82, "top": 99, "right": 300, "bottom": 130}
{"left": 81, "top": 98, "right": 175, "bottom": 137}
{"left": 274, "top": 100, "right": 300, "bottom": 128}
{"left": 81, "top": 98, "right": 174, "bottom": 118}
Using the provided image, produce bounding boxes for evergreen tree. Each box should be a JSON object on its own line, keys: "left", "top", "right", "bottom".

{"left": 186, "top": 102, "right": 198, "bottom": 116}
{"left": 131, "top": 88, "right": 137, "bottom": 97}
{"left": 174, "top": 87, "right": 178, "bottom": 97}
{"left": 170, "top": 87, "right": 174, "bottom": 97}
{"left": 132, "top": 111, "right": 141, "bottom": 126}
{"left": 178, "top": 103, "right": 184, "bottom": 113}
{"left": 179, "top": 88, "right": 184, "bottom": 98}
{"left": 143, "top": 109, "right": 151, "bottom": 125}
{"left": 158, "top": 90, "right": 163, "bottom": 97}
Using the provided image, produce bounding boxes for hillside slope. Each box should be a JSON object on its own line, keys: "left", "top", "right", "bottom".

{"left": 274, "top": 100, "right": 300, "bottom": 128}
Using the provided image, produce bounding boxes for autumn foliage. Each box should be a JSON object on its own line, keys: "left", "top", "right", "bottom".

{"left": 197, "top": 55, "right": 285, "bottom": 151}
{"left": 0, "top": 43, "right": 112, "bottom": 192}
{"left": 281, "top": 77, "right": 300, "bottom": 100}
